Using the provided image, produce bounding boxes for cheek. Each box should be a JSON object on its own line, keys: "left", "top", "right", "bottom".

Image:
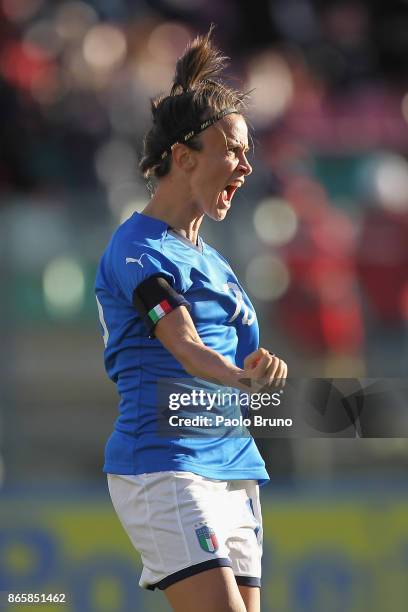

{"left": 198, "top": 158, "right": 234, "bottom": 188}
{"left": 191, "top": 156, "right": 236, "bottom": 206}
{"left": 192, "top": 168, "right": 216, "bottom": 197}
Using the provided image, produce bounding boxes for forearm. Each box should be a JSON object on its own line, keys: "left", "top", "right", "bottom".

{"left": 154, "top": 298, "right": 286, "bottom": 393}
{"left": 154, "top": 307, "right": 250, "bottom": 390}
{"left": 176, "top": 341, "right": 245, "bottom": 389}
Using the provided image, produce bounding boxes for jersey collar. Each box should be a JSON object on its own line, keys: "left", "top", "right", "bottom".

{"left": 168, "top": 228, "right": 204, "bottom": 254}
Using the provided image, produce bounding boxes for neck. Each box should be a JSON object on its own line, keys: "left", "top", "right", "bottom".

{"left": 142, "top": 178, "right": 204, "bottom": 245}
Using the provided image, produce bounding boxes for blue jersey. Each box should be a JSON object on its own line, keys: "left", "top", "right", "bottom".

{"left": 95, "top": 212, "right": 269, "bottom": 485}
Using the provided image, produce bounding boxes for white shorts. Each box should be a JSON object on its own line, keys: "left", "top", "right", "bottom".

{"left": 107, "top": 471, "right": 263, "bottom": 591}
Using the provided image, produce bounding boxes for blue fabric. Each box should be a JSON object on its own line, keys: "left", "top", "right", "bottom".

{"left": 95, "top": 212, "right": 269, "bottom": 485}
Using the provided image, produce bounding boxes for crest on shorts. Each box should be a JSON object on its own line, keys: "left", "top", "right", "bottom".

{"left": 195, "top": 525, "right": 219, "bottom": 553}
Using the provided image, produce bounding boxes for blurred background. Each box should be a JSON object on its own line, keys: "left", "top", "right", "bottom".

{"left": 1, "top": 0, "right": 408, "bottom": 610}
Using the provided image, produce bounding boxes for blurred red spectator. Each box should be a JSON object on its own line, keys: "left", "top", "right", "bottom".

{"left": 356, "top": 207, "right": 408, "bottom": 324}
{"left": 276, "top": 177, "right": 364, "bottom": 354}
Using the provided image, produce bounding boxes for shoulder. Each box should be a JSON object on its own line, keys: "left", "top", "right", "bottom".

{"left": 112, "top": 212, "right": 165, "bottom": 250}
{"left": 101, "top": 213, "right": 186, "bottom": 299}
{"left": 106, "top": 212, "right": 171, "bottom": 268}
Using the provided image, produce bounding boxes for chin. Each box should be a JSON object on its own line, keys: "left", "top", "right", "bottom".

{"left": 209, "top": 202, "right": 230, "bottom": 221}
{"left": 210, "top": 209, "right": 229, "bottom": 222}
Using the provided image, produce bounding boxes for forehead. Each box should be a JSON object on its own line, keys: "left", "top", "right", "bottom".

{"left": 202, "top": 113, "right": 249, "bottom": 147}
{"left": 218, "top": 113, "right": 249, "bottom": 144}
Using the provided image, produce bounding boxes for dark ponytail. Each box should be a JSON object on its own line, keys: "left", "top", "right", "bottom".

{"left": 170, "top": 26, "right": 227, "bottom": 95}
{"left": 139, "top": 26, "right": 248, "bottom": 180}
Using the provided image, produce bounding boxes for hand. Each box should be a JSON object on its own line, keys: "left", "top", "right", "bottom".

{"left": 241, "top": 348, "right": 287, "bottom": 391}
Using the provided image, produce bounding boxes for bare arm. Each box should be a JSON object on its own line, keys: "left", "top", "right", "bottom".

{"left": 154, "top": 305, "right": 287, "bottom": 390}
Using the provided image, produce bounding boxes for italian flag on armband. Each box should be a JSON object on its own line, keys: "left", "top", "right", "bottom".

{"left": 147, "top": 300, "right": 173, "bottom": 325}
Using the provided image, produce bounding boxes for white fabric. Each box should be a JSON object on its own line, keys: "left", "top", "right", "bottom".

{"left": 107, "top": 471, "right": 263, "bottom": 589}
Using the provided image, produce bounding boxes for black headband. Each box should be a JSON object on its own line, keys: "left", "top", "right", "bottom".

{"left": 160, "top": 107, "right": 238, "bottom": 161}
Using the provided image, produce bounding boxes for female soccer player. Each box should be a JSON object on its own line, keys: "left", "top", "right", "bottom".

{"left": 95, "top": 28, "right": 287, "bottom": 612}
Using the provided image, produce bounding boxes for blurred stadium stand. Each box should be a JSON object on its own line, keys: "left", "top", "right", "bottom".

{"left": 1, "top": 1, "right": 408, "bottom": 610}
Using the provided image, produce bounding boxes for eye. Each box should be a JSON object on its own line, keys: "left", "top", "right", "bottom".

{"left": 227, "top": 147, "right": 240, "bottom": 156}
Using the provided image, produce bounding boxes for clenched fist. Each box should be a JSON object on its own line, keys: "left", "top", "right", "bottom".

{"left": 240, "top": 348, "right": 287, "bottom": 390}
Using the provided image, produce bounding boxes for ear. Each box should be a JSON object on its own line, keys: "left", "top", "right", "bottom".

{"left": 172, "top": 143, "right": 197, "bottom": 172}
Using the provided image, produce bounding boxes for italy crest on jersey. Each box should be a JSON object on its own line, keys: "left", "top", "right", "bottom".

{"left": 195, "top": 525, "right": 219, "bottom": 553}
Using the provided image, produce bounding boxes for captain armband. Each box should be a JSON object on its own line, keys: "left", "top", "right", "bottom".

{"left": 132, "top": 274, "right": 190, "bottom": 338}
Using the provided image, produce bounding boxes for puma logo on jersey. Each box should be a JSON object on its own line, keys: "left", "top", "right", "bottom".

{"left": 126, "top": 253, "right": 147, "bottom": 267}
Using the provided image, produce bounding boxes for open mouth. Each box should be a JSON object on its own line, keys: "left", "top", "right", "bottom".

{"left": 220, "top": 184, "right": 239, "bottom": 206}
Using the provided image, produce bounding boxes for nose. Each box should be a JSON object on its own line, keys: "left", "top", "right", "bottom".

{"left": 239, "top": 152, "right": 252, "bottom": 176}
